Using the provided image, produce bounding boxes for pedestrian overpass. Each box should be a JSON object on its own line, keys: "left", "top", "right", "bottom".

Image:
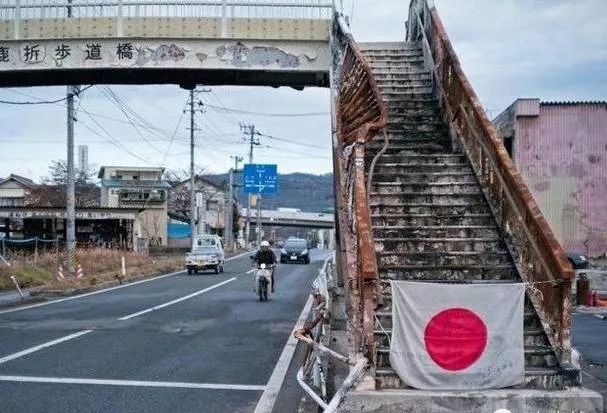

{"left": 241, "top": 207, "right": 333, "bottom": 229}
{"left": 0, "top": 0, "right": 332, "bottom": 88}
{"left": 0, "top": 0, "right": 597, "bottom": 410}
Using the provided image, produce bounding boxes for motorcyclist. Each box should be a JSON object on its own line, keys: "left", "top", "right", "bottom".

{"left": 253, "top": 240, "right": 277, "bottom": 292}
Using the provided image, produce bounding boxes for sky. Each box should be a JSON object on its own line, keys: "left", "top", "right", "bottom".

{"left": 1, "top": 0, "right": 606, "bottom": 182}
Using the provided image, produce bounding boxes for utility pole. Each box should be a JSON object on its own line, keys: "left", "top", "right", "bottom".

{"left": 226, "top": 155, "right": 243, "bottom": 251}
{"left": 65, "top": 0, "right": 76, "bottom": 271}
{"left": 186, "top": 87, "right": 211, "bottom": 249}
{"left": 240, "top": 123, "right": 260, "bottom": 248}
{"left": 189, "top": 89, "right": 196, "bottom": 248}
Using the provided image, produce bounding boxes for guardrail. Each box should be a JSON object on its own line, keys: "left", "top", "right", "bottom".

{"left": 0, "top": 0, "right": 334, "bottom": 20}
{"left": 333, "top": 13, "right": 386, "bottom": 360}
{"left": 407, "top": 0, "right": 574, "bottom": 363}
{"left": 295, "top": 254, "right": 369, "bottom": 413}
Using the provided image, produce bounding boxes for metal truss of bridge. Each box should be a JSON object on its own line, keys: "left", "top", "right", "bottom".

{"left": 0, "top": 0, "right": 333, "bottom": 87}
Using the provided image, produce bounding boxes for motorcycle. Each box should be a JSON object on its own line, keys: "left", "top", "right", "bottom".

{"left": 255, "top": 263, "right": 273, "bottom": 301}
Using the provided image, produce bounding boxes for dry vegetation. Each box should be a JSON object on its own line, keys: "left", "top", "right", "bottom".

{"left": 0, "top": 248, "right": 184, "bottom": 292}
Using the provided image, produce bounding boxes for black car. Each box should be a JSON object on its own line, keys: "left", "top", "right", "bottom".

{"left": 280, "top": 238, "right": 310, "bottom": 264}
{"left": 566, "top": 252, "right": 589, "bottom": 269}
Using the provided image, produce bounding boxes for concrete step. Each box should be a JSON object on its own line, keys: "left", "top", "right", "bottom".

{"left": 379, "top": 84, "right": 432, "bottom": 93}
{"left": 384, "top": 117, "right": 444, "bottom": 127}
{"left": 362, "top": 49, "right": 423, "bottom": 58}
{"left": 376, "top": 78, "right": 431, "bottom": 88}
{"left": 374, "top": 71, "right": 432, "bottom": 82}
{"left": 373, "top": 327, "right": 549, "bottom": 348}
{"left": 375, "top": 345, "right": 557, "bottom": 370}
{"left": 366, "top": 55, "right": 424, "bottom": 64}
{"left": 374, "top": 154, "right": 466, "bottom": 164}
{"left": 372, "top": 182, "right": 482, "bottom": 195}
{"left": 374, "top": 237, "right": 505, "bottom": 253}
{"left": 373, "top": 163, "right": 471, "bottom": 174}
{"left": 381, "top": 91, "right": 434, "bottom": 101}
{"left": 371, "top": 172, "right": 477, "bottom": 184}
{"left": 369, "top": 202, "right": 491, "bottom": 216}
{"left": 359, "top": 41, "right": 419, "bottom": 51}
{"left": 376, "top": 251, "right": 512, "bottom": 267}
{"left": 377, "top": 265, "right": 518, "bottom": 282}
{"left": 369, "top": 192, "right": 487, "bottom": 205}
{"left": 372, "top": 225, "right": 499, "bottom": 239}
{"left": 386, "top": 99, "right": 439, "bottom": 110}
{"left": 374, "top": 366, "right": 569, "bottom": 390}
{"left": 370, "top": 57, "right": 425, "bottom": 66}
{"left": 374, "top": 308, "right": 534, "bottom": 331}
{"left": 367, "top": 142, "right": 451, "bottom": 155}
{"left": 380, "top": 87, "right": 433, "bottom": 101}
{"left": 371, "top": 213, "right": 494, "bottom": 227}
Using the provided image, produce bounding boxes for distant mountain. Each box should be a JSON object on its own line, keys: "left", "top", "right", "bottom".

{"left": 205, "top": 172, "right": 334, "bottom": 213}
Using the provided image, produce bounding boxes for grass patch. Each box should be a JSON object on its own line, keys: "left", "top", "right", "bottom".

{"left": 1, "top": 248, "right": 184, "bottom": 292}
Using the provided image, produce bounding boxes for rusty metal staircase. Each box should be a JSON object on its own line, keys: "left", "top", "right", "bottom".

{"left": 331, "top": 0, "right": 578, "bottom": 394}
{"left": 360, "top": 41, "right": 570, "bottom": 390}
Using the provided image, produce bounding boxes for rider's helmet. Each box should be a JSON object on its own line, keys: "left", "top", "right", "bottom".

{"left": 260, "top": 240, "right": 270, "bottom": 250}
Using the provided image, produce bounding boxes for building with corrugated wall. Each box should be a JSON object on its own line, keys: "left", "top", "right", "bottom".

{"left": 494, "top": 99, "right": 607, "bottom": 257}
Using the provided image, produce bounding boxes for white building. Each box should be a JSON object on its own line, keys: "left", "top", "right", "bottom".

{"left": 98, "top": 166, "right": 170, "bottom": 246}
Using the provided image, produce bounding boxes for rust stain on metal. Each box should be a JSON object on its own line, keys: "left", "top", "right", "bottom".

{"left": 406, "top": 1, "right": 574, "bottom": 362}
{"left": 332, "top": 16, "right": 387, "bottom": 361}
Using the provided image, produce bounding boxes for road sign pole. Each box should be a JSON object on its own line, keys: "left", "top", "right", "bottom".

{"left": 256, "top": 193, "right": 262, "bottom": 246}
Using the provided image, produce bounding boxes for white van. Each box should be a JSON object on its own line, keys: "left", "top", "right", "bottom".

{"left": 185, "top": 235, "right": 225, "bottom": 274}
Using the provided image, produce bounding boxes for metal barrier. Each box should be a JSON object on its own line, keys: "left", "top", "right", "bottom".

{"left": 295, "top": 253, "right": 369, "bottom": 413}
{"left": 0, "top": 0, "right": 334, "bottom": 20}
{"left": 407, "top": 0, "right": 574, "bottom": 363}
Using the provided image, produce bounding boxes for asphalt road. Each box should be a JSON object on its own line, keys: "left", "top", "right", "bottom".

{"left": 572, "top": 312, "right": 607, "bottom": 409}
{"left": 0, "top": 249, "right": 330, "bottom": 413}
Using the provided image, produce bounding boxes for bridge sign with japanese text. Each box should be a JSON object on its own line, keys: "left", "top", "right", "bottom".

{"left": 243, "top": 164, "right": 277, "bottom": 194}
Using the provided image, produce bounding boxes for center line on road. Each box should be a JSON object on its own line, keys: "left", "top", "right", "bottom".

{"left": 0, "top": 330, "right": 93, "bottom": 365}
{"left": 118, "top": 277, "right": 237, "bottom": 321}
{"left": 0, "top": 375, "right": 266, "bottom": 391}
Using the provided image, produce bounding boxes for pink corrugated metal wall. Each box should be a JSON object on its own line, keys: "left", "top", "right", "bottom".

{"left": 515, "top": 103, "right": 607, "bottom": 257}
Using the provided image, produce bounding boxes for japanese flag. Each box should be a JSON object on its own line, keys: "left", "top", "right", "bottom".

{"left": 389, "top": 281, "right": 525, "bottom": 390}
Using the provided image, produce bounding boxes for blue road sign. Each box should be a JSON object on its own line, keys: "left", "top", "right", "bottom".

{"left": 243, "top": 164, "right": 278, "bottom": 194}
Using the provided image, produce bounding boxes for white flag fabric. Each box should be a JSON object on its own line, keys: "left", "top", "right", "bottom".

{"left": 389, "top": 281, "right": 525, "bottom": 390}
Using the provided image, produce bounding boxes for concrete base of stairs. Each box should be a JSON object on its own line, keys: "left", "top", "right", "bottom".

{"left": 337, "top": 388, "right": 603, "bottom": 413}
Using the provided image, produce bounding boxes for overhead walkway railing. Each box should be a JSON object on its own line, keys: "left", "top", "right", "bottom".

{"left": 407, "top": 0, "right": 574, "bottom": 363}
{"left": 0, "top": 0, "right": 334, "bottom": 39}
{"left": 332, "top": 13, "right": 386, "bottom": 360}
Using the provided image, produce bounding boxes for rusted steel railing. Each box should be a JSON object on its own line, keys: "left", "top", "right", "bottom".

{"left": 332, "top": 13, "right": 386, "bottom": 360}
{"left": 407, "top": 0, "right": 574, "bottom": 363}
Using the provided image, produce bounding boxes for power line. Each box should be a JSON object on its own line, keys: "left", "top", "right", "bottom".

{"left": 98, "top": 86, "right": 166, "bottom": 154}
{"left": 257, "top": 132, "right": 329, "bottom": 150}
{"left": 161, "top": 99, "right": 188, "bottom": 165}
{"left": 204, "top": 103, "right": 329, "bottom": 118}
{"left": 0, "top": 85, "right": 94, "bottom": 105}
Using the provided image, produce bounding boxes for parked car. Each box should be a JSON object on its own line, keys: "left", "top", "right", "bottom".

{"left": 280, "top": 238, "right": 310, "bottom": 264}
{"left": 566, "top": 251, "right": 589, "bottom": 270}
{"left": 186, "top": 235, "right": 225, "bottom": 274}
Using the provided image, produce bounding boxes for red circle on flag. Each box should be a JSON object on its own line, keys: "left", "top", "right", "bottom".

{"left": 423, "top": 308, "right": 488, "bottom": 371}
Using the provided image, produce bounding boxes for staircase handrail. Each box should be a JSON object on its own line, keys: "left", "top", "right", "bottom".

{"left": 407, "top": 0, "right": 573, "bottom": 363}
{"left": 332, "top": 13, "right": 386, "bottom": 359}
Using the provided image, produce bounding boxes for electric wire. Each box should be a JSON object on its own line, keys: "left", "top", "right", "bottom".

{"left": 0, "top": 85, "right": 94, "bottom": 105}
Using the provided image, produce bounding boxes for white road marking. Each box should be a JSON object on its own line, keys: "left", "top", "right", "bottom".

{"left": 0, "top": 330, "right": 93, "bottom": 365}
{"left": 0, "top": 250, "right": 253, "bottom": 315}
{"left": 118, "top": 277, "right": 237, "bottom": 321}
{"left": 0, "top": 375, "right": 266, "bottom": 391}
{"left": 254, "top": 294, "right": 314, "bottom": 413}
